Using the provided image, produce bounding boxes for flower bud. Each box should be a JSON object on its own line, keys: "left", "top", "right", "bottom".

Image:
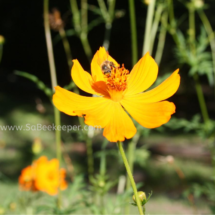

{"left": 0, "top": 35, "right": 5, "bottom": 45}
{"left": 32, "top": 138, "right": 42, "bottom": 155}
{"left": 98, "top": 180, "right": 105, "bottom": 188}
{"left": 132, "top": 191, "right": 146, "bottom": 204}
{"left": 193, "top": 0, "right": 204, "bottom": 9}
{"left": 144, "top": 0, "right": 150, "bottom": 5}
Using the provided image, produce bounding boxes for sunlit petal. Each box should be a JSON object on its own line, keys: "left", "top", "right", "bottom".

{"left": 121, "top": 98, "right": 175, "bottom": 128}
{"left": 53, "top": 86, "right": 107, "bottom": 116}
{"left": 71, "top": 59, "right": 101, "bottom": 95}
{"left": 125, "top": 52, "right": 158, "bottom": 96}
{"left": 125, "top": 69, "right": 180, "bottom": 103}
{"left": 102, "top": 102, "right": 137, "bottom": 142}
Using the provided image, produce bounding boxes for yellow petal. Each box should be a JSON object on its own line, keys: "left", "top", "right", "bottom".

{"left": 53, "top": 86, "right": 106, "bottom": 116}
{"left": 84, "top": 99, "right": 136, "bottom": 141}
{"left": 125, "top": 52, "right": 158, "bottom": 96}
{"left": 91, "top": 47, "right": 119, "bottom": 82}
{"left": 53, "top": 86, "right": 136, "bottom": 142}
{"left": 71, "top": 59, "right": 101, "bottom": 95}
{"left": 121, "top": 98, "right": 175, "bottom": 128}
{"left": 125, "top": 69, "right": 180, "bottom": 103}
{"left": 84, "top": 98, "right": 114, "bottom": 128}
{"left": 102, "top": 102, "right": 137, "bottom": 142}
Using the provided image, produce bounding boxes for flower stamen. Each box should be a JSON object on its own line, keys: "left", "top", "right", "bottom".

{"left": 105, "top": 64, "right": 129, "bottom": 92}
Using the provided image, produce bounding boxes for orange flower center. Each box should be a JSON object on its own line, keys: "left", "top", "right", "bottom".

{"left": 48, "top": 171, "right": 56, "bottom": 181}
{"left": 104, "top": 64, "right": 129, "bottom": 101}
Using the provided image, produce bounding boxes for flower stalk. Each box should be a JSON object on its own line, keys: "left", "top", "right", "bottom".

{"left": 128, "top": 0, "right": 138, "bottom": 65}
{"left": 198, "top": 10, "right": 215, "bottom": 95}
{"left": 117, "top": 141, "right": 144, "bottom": 215}
{"left": 80, "top": 0, "right": 92, "bottom": 61}
{"left": 44, "top": 0, "right": 62, "bottom": 207}
{"left": 77, "top": 114, "right": 94, "bottom": 177}
{"left": 188, "top": 4, "right": 209, "bottom": 123}
{"left": 70, "top": 0, "right": 92, "bottom": 61}
{"left": 96, "top": 0, "right": 116, "bottom": 51}
{"left": 142, "top": 0, "right": 156, "bottom": 55}
{"left": 149, "top": 3, "right": 164, "bottom": 53}
{"left": 155, "top": 10, "right": 168, "bottom": 65}
{"left": 125, "top": 134, "right": 140, "bottom": 214}
{"left": 59, "top": 27, "right": 73, "bottom": 70}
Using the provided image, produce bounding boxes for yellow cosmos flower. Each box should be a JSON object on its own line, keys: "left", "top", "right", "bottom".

{"left": 53, "top": 47, "right": 180, "bottom": 142}
{"left": 18, "top": 156, "right": 67, "bottom": 195}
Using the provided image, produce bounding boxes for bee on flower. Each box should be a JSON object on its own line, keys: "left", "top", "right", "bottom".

{"left": 53, "top": 47, "right": 180, "bottom": 142}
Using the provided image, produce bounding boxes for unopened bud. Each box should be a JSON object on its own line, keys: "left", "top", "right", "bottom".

{"left": 0, "top": 35, "right": 5, "bottom": 45}
{"left": 132, "top": 191, "right": 146, "bottom": 203}
{"left": 144, "top": 0, "right": 150, "bottom": 5}
{"left": 98, "top": 180, "right": 105, "bottom": 188}
{"left": 32, "top": 138, "right": 42, "bottom": 154}
{"left": 193, "top": 0, "right": 204, "bottom": 9}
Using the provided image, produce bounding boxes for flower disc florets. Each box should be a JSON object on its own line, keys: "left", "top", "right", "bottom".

{"left": 105, "top": 64, "right": 129, "bottom": 92}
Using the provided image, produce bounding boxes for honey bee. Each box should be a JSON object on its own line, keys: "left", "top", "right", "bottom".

{"left": 101, "top": 60, "right": 116, "bottom": 75}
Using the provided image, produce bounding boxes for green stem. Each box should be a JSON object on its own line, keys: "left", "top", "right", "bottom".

{"left": 155, "top": 10, "right": 168, "bottom": 65}
{"left": 0, "top": 45, "right": 3, "bottom": 64}
{"left": 99, "top": 140, "right": 108, "bottom": 215}
{"left": 142, "top": 0, "right": 156, "bottom": 55}
{"left": 125, "top": 134, "right": 140, "bottom": 215}
{"left": 78, "top": 116, "right": 94, "bottom": 176}
{"left": 54, "top": 108, "right": 62, "bottom": 164}
{"left": 168, "top": 0, "right": 175, "bottom": 23}
{"left": 86, "top": 136, "right": 94, "bottom": 176}
{"left": 149, "top": 3, "right": 164, "bottom": 53}
{"left": 211, "top": 141, "right": 215, "bottom": 182}
{"left": 102, "top": 0, "right": 116, "bottom": 51}
{"left": 97, "top": 0, "right": 108, "bottom": 19}
{"left": 70, "top": 0, "right": 92, "bottom": 61}
{"left": 128, "top": 0, "right": 138, "bottom": 65}
{"left": 80, "top": 33, "right": 92, "bottom": 62}
{"left": 117, "top": 141, "right": 144, "bottom": 215}
{"left": 44, "top": 0, "right": 62, "bottom": 208}
{"left": 188, "top": 6, "right": 209, "bottom": 123}
{"left": 81, "top": 0, "right": 88, "bottom": 30}
{"left": 70, "top": 0, "right": 81, "bottom": 32}
{"left": 44, "top": 0, "right": 57, "bottom": 88}
{"left": 198, "top": 10, "right": 215, "bottom": 92}
{"left": 167, "top": 0, "right": 179, "bottom": 46}
{"left": 59, "top": 28, "right": 73, "bottom": 70}
{"left": 108, "top": 0, "right": 116, "bottom": 19}
{"left": 100, "top": 193, "right": 105, "bottom": 215}
{"left": 188, "top": 6, "right": 195, "bottom": 55}
{"left": 80, "top": 0, "right": 92, "bottom": 62}
{"left": 100, "top": 139, "right": 108, "bottom": 176}
{"left": 193, "top": 74, "right": 209, "bottom": 123}
{"left": 103, "top": 23, "right": 112, "bottom": 51}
